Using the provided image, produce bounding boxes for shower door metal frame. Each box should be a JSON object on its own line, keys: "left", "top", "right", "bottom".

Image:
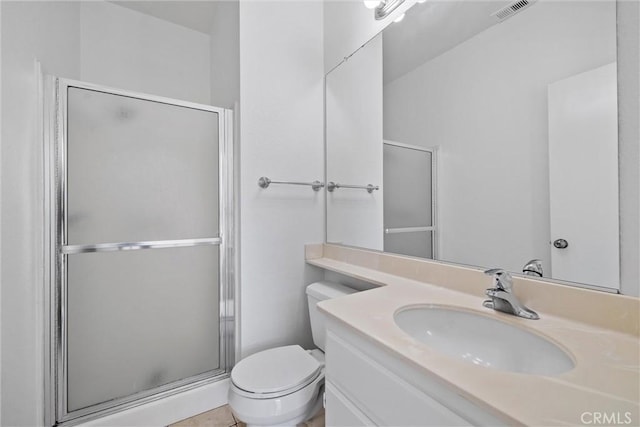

{"left": 43, "top": 77, "right": 236, "bottom": 426}
{"left": 382, "top": 140, "right": 438, "bottom": 259}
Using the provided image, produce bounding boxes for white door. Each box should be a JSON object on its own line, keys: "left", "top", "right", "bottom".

{"left": 548, "top": 63, "right": 619, "bottom": 290}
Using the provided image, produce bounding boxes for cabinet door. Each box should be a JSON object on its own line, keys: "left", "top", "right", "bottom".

{"left": 325, "top": 382, "right": 374, "bottom": 427}
{"left": 326, "top": 332, "right": 471, "bottom": 426}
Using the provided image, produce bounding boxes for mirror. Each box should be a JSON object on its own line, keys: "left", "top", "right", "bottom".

{"left": 326, "top": 0, "right": 620, "bottom": 291}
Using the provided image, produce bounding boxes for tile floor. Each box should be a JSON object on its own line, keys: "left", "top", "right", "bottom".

{"left": 169, "top": 404, "right": 325, "bottom": 427}
{"left": 169, "top": 404, "right": 239, "bottom": 427}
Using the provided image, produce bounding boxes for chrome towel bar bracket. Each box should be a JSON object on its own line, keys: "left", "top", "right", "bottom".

{"left": 258, "top": 176, "right": 324, "bottom": 192}
{"left": 327, "top": 181, "right": 379, "bottom": 194}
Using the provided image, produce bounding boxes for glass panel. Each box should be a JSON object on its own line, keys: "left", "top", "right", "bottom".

{"left": 383, "top": 144, "right": 432, "bottom": 228}
{"left": 384, "top": 231, "right": 433, "bottom": 259}
{"left": 66, "top": 245, "right": 220, "bottom": 412}
{"left": 67, "top": 87, "right": 219, "bottom": 245}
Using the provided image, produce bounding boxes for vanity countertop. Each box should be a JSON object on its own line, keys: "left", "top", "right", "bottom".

{"left": 306, "top": 244, "right": 640, "bottom": 426}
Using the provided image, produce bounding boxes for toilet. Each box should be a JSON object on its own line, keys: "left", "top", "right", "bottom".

{"left": 228, "top": 281, "right": 356, "bottom": 426}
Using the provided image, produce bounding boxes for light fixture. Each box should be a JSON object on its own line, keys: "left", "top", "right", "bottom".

{"left": 417, "top": 0, "right": 427, "bottom": 3}
{"left": 393, "top": 12, "right": 405, "bottom": 22}
{"left": 370, "top": 0, "right": 406, "bottom": 20}
{"left": 364, "top": 0, "right": 383, "bottom": 9}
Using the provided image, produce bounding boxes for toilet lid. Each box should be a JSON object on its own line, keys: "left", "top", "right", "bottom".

{"left": 231, "top": 345, "right": 321, "bottom": 395}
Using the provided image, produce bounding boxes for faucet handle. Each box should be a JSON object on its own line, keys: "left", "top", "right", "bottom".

{"left": 483, "top": 268, "right": 513, "bottom": 291}
{"left": 522, "top": 259, "right": 543, "bottom": 277}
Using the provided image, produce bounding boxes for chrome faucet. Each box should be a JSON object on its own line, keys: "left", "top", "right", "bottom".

{"left": 522, "top": 259, "right": 543, "bottom": 277}
{"left": 483, "top": 268, "right": 539, "bottom": 320}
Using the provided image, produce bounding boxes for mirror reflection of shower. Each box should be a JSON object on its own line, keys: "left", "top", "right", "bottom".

{"left": 383, "top": 141, "right": 436, "bottom": 259}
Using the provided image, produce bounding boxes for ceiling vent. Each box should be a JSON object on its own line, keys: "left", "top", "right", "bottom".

{"left": 491, "top": 0, "right": 537, "bottom": 22}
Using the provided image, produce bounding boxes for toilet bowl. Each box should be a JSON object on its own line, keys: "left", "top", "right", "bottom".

{"left": 228, "top": 281, "right": 356, "bottom": 427}
{"left": 229, "top": 346, "right": 325, "bottom": 426}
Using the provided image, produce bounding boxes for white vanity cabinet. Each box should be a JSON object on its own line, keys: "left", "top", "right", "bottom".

{"left": 323, "top": 320, "right": 507, "bottom": 427}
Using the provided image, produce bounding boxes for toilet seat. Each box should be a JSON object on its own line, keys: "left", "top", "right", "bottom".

{"left": 228, "top": 366, "right": 325, "bottom": 426}
{"left": 231, "top": 345, "right": 321, "bottom": 399}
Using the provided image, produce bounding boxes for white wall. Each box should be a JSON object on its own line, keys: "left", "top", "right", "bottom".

{"left": 1, "top": 3, "right": 81, "bottom": 425}
{"left": 326, "top": 34, "right": 384, "bottom": 250}
{"left": 617, "top": 0, "right": 640, "bottom": 297}
{"left": 383, "top": 1, "right": 616, "bottom": 275}
{"left": 80, "top": 1, "right": 211, "bottom": 104}
{"left": 323, "top": 0, "right": 417, "bottom": 73}
{"left": 239, "top": 1, "right": 325, "bottom": 358}
{"left": 209, "top": 0, "right": 240, "bottom": 109}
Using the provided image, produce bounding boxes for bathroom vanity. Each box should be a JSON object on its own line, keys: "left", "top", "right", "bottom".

{"left": 323, "top": 321, "right": 503, "bottom": 426}
{"left": 306, "top": 244, "right": 640, "bottom": 426}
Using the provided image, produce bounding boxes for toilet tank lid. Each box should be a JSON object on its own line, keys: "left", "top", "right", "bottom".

{"left": 306, "top": 281, "right": 357, "bottom": 300}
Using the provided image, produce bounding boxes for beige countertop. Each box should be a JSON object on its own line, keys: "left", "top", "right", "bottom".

{"left": 306, "top": 244, "right": 640, "bottom": 426}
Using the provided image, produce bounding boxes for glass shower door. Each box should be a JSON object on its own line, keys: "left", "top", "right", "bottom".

{"left": 53, "top": 81, "right": 233, "bottom": 422}
{"left": 383, "top": 141, "right": 436, "bottom": 258}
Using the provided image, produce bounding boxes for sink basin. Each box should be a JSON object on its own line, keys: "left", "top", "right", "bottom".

{"left": 394, "top": 306, "right": 574, "bottom": 376}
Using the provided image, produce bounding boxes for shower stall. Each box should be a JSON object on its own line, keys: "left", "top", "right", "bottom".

{"left": 43, "top": 77, "right": 235, "bottom": 425}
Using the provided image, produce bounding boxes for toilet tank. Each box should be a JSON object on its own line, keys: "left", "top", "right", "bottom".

{"left": 306, "top": 281, "right": 356, "bottom": 351}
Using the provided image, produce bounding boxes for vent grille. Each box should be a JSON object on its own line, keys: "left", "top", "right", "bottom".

{"left": 492, "top": 0, "right": 536, "bottom": 21}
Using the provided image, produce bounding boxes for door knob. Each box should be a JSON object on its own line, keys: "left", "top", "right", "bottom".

{"left": 553, "top": 239, "right": 569, "bottom": 249}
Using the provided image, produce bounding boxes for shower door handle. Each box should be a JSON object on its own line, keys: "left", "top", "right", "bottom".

{"left": 61, "top": 237, "right": 221, "bottom": 254}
